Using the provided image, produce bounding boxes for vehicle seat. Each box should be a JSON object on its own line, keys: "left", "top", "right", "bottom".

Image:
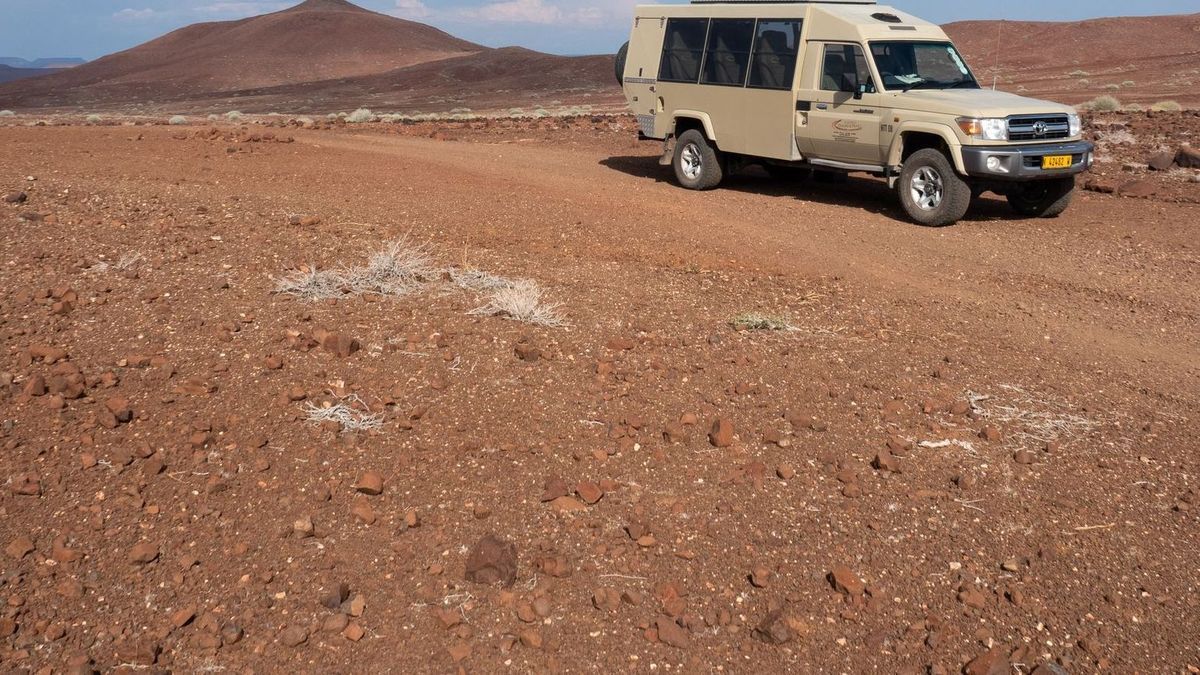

{"left": 668, "top": 31, "right": 698, "bottom": 81}
{"left": 709, "top": 35, "right": 742, "bottom": 84}
{"left": 754, "top": 30, "right": 788, "bottom": 88}
{"left": 822, "top": 52, "right": 848, "bottom": 91}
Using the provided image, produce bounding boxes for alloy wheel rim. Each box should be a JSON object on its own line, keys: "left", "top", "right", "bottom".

{"left": 910, "top": 166, "right": 944, "bottom": 210}
{"left": 681, "top": 143, "right": 703, "bottom": 180}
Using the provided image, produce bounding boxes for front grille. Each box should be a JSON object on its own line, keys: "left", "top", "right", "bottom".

{"left": 1008, "top": 114, "right": 1071, "bottom": 141}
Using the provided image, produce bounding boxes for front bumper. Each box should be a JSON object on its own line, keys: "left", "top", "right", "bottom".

{"left": 961, "top": 140, "right": 1094, "bottom": 180}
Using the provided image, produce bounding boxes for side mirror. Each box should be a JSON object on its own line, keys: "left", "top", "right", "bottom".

{"left": 854, "top": 83, "right": 869, "bottom": 100}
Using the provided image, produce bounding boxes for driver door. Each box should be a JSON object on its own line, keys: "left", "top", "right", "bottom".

{"left": 797, "top": 43, "right": 888, "bottom": 166}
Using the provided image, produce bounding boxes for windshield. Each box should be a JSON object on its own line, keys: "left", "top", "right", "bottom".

{"left": 869, "top": 41, "right": 979, "bottom": 92}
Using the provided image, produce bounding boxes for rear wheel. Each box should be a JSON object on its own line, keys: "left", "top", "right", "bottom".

{"left": 1007, "top": 177, "right": 1074, "bottom": 218}
{"left": 897, "top": 148, "right": 971, "bottom": 227}
{"left": 673, "top": 129, "right": 724, "bottom": 190}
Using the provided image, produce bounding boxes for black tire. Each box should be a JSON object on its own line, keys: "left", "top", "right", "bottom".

{"left": 897, "top": 148, "right": 972, "bottom": 227}
{"left": 614, "top": 42, "right": 629, "bottom": 86}
{"left": 673, "top": 129, "right": 724, "bottom": 190}
{"left": 1007, "top": 177, "right": 1075, "bottom": 218}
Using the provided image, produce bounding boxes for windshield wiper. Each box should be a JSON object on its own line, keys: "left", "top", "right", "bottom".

{"left": 949, "top": 79, "right": 980, "bottom": 89}
{"left": 901, "top": 79, "right": 939, "bottom": 93}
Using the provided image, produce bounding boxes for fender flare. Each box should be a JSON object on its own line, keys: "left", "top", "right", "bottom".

{"left": 672, "top": 111, "right": 718, "bottom": 144}
{"left": 887, "top": 122, "right": 966, "bottom": 174}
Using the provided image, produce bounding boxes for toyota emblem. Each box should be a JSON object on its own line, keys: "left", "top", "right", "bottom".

{"left": 1033, "top": 121, "right": 1048, "bottom": 137}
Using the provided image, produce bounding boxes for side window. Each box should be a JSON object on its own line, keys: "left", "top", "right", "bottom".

{"left": 659, "top": 18, "right": 709, "bottom": 83}
{"left": 821, "top": 43, "right": 873, "bottom": 93}
{"left": 700, "top": 19, "right": 755, "bottom": 86}
{"left": 748, "top": 20, "right": 802, "bottom": 89}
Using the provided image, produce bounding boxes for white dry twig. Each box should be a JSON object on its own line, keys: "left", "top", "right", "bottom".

{"left": 303, "top": 394, "right": 383, "bottom": 432}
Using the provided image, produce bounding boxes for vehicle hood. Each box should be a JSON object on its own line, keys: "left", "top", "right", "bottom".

{"left": 885, "top": 88, "right": 1076, "bottom": 117}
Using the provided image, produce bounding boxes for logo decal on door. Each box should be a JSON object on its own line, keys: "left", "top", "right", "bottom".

{"left": 833, "top": 120, "right": 863, "bottom": 132}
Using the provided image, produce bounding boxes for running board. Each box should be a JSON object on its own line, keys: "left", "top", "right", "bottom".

{"left": 808, "top": 158, "right": 885, "bottom": 173}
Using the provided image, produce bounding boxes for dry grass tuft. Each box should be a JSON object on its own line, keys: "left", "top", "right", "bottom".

{"left": 470, "top": 280, "right": 565, "bottom": 327}
{"left": 968, "top": 385, "right": 1098, "bottom": 445}
{"left": 342, "top": 237, "right": 438, "bottom": 296}
{"left": 731, "top": 313, "right": 793, "bottom": 331}
{"left": 304, "top": 395, "right": 383, "bottom": 432}
{"left": 274, "top": 266, "right": 347, "bottom": 301}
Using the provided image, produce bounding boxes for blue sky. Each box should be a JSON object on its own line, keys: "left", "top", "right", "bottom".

{"left": 1, "top": 0, "right": 1195, "bottom": 60}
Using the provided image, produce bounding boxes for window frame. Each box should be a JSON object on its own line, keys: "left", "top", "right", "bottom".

{"left": 658, "top": 17, "right": 712, "bottom": 84}
{"left": 746, "top": 19, "right": 804, "bottom": 91}
{"left": 699, "top": 18, "right": 757, "bottom": 88}
{"left": 819, "top": 42, "right": 877, "bottom": 94}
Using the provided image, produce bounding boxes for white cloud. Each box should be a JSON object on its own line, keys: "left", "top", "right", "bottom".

{"left": 113, "top": 8, "right": 159, "bottom": 21}
{"left": 393, "top": 0, "right": 431, "bottom": 20}
{"left": 193, "top": 2, "right": 290, "bottom": 17}
{"left": 453, "top": 0, "right": 608, "bottom": 25}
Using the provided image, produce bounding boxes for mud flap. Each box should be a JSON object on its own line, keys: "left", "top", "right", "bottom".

{"left": 658, "top": 137, "right": 676, "bottom": 166}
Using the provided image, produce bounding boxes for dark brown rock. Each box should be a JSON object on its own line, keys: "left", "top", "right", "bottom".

{"left": 464, "top": 535, "right": 518, "bottom": 586}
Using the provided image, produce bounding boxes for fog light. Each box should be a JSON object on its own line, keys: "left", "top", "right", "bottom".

{"left": 986, "top": 156, "right": 1002, "bottom": 172}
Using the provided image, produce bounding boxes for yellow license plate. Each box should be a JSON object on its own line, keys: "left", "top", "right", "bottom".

{"left": 1041, "top": 155, "right": 1072, "bottom": 169}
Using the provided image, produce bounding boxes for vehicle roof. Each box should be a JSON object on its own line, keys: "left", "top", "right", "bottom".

{"left": 634, "top": 2, "right": 950, "bottom": 43}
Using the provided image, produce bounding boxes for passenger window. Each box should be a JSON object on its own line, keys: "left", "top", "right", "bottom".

{"left": 821, "top": 43, "right": 873, "bottom": 93}
{"left": 700, "top": 19, "right": 755, "bottom": 86}
{"left": 659, "top": 18, "right": 709, "bottom": 83}
{"left": 747, "top": 20, "right": 802, "bottom": 89}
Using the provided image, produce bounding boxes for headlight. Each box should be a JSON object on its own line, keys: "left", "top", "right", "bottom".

{"left": 956, "top": 117, "right": 1008, "bottom": 141}
{"left": 1068, "top": 113, "right": 1082, "bottom": 137}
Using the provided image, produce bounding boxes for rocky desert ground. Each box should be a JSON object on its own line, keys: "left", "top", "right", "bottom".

{"left": 0, "top": 109, "right": 1197, "bottom": 674}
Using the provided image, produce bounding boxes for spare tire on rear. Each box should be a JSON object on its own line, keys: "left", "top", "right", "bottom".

{"left": 615, "top": 42, "right": 629, "bottom": 86}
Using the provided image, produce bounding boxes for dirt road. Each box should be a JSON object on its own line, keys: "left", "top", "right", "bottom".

{"left": 1, "top": 122, "right": 1197, "bottom": 673}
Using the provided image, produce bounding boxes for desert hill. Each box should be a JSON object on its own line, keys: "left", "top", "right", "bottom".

{"left": 0, "top": 0, "right": 483, "bottom": 109}
{"left": 0, "top": 65, "right": 52, "bottom": 86}
{"left": 947, "top": 13, "right": 1200, "bottom": 106}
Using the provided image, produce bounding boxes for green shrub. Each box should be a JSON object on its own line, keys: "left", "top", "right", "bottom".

{"left": 168, "top": 115, "right": 188, "bottom": 125}
{"left": 85, "top": 114, "right": 102, "bottom": 125}
{"left": 225, "top": 110, "right": 243, "bottom": 122}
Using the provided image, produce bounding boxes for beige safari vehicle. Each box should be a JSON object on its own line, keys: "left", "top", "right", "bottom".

{"left": 614, "top": 0, "right": 1095, "bottom": 226}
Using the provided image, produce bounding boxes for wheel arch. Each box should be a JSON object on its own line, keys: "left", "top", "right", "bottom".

{"left": 887, "top": 123, "right": 966, "bottom": 174}
{"left": 672, "top": 111, "right": 717, "bottom": 145}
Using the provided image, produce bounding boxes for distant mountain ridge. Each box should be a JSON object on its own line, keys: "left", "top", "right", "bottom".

{"left": 0, "top": 57, "right": 86, "bottom": 69}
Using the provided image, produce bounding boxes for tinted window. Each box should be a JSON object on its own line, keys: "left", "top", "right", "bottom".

{"left": 659, "top": 18, "right": 709, "bottom": 83}
{"left": 821, "top": 43, "right": 873, "bottom": 93}
{"left": 701, "top": 19, "right": 755, "bottom": 86}
{"left": 747, "top": 20, "right": 802, "bottom": 89}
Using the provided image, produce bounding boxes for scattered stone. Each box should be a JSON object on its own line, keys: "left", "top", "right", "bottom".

{"left": 343, "top": 623, "right": 365, "bottom": 642}
{"left": 979, "top": 425, "right": 1002, "bottom": 442}
{"left": 319, "top": 332, "right": 360, "bottom": 358}
{"left": 323, "top": 613, "right": 349, "bottom": 633}
{"left": 776, "top": 463, "right": 796, "bottom": 480}
{"left": 169, "top": 607, "right": 196, "bottom": 629}
{"left": 464, "top": 535, "right": 518, "bottom": 586}
{"left": 514, "top": 342, "right": 541, "bottom": 362}
{"left": 293, "top": 516, "right": 315, "bottom": 538}
{"left": 829, "top": 565, "right": 864, "bottom": 596}
{"left": 541, "top": 476, "right": 569, "bottom": 502}
{"left": 575, "top": 481, "right": 604, "bottom": 505}
{"left": 1117, "top": 180, "right": 1157, "bottom": 198}
{"left": 6, "top": 536, "right": 34, "bottom": 559}
{"left": 519, "top": 628, "right": 544, "bottom": 649}
{"left": 592, "top": 588, "right": 621, "bottom": 611}
{"left": 1175, "top": 145, "right": 1200, "bottom": 169}
{"left": 548, "top": 496, "right": 587, "bottom": 513}
{"left": 753, "top": 608, "right": 793, "bottom": 644}
{"left": 965, "top": 646, "right": 1011, "bottom": 675}
{"left": 750, "top": 567, "right": 770, "bottom": 588}
{"left": 1147, "top": 151, "right": 1176, "bottom": 171}
{"left": 3, "top": 191, "right": 27, "bottom": 204}
{"left": 129, "top": 542, "right": 159, "bottom": 565}
{"left": 655, "top": 616, "right": 690, "bottom": 648}
{"left": 872, "top": 451, "right": 900, "bottom": 473}
{"left": 279, "top": 625, "right": 308, "bottom": 647}
{"left": 220, "top": 624, "right": 244, "bottom": 645}
{"left": 958, "top": 585, "right": 987, "bottom": 609}
{"left": 351, "top": 497, "right": 376, "bottom": 525}
{"left": 1013, "top": 449, "right": 1035, "bottom": 465}
{"left": 708, "top": 417, "right": 734, "bottom": 447}
{"left": 354, "top": 471, "right": 384, "bottom": 495}
{"left": 321, "top": 582, "right": 350, "bottom": 610}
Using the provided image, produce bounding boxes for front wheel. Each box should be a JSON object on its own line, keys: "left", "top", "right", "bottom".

{"left": 673, "top": 129, "right": 724, "bottom": 190}
{"left": 1007, "top": 177, "right": 1075, "bottom": 218}
{"left": 897, "top": 148, "right": 972, "bottom": 227}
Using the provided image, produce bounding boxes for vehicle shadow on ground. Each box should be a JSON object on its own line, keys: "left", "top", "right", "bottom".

{"left": 599, "top": 155, "right": 1022, "bottom": 225}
